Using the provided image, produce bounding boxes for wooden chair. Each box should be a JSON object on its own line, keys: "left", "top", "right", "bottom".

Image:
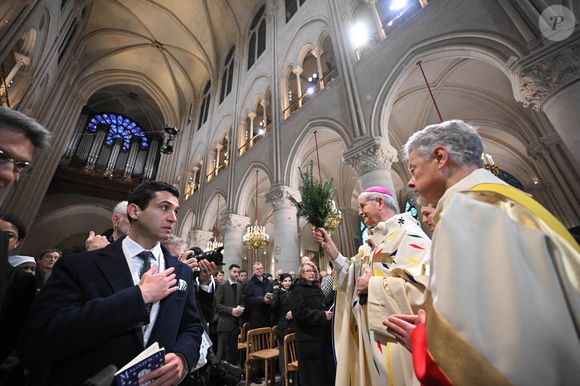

{"left": 272, "top": 325, "right": 278, "bottom": 348}
{"left": 238, "top": 322, "right": 250, "bottom": 351}
{"left": 238, "top": 322, "right": 249, "bottom": 366}
{"left": 245, "top": 327, "right": 279, "bottom": 386}
{"left": 284, "top": 333, "right": 298, "bottom": 386}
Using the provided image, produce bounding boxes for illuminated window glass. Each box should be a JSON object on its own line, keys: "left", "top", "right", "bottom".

{"left": 86, "top": 113, "right": 149, "bottom": 150}
{"left": 404, "top": 200, "right": 418, "bottom": 220}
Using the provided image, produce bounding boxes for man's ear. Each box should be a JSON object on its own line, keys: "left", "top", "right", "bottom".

{"left": 126, "top": 203, "right": 140, "bottom": 222}
{"left": 432, "top": 146, "right": 450, "bottom": 168}
{"left": 111, "top": 214, "right": 120, "bottom": 228}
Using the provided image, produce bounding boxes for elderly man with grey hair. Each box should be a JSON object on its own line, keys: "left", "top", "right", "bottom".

{"left": 85, "top": 200, "right": 131, "bottom": 251}
{"left": 313, "top": 185, "right": 431, "bottom": 386}
{"left": 385, "top": 119, "right": 580, "bottom": 385}
{"left": 1, "top": 108, "right": 50, "bottom": 318}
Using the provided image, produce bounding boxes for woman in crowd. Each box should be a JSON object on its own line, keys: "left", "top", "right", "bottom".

{"left": 289, "top": 261, "right": 335, "bottom": 386}
{"left": 272, "top": 273, "right": 293, "bottom": 377}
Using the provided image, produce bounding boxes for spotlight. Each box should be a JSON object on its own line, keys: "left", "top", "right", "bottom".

{"left": 164, "top": 127, "right": 179, "bottom": 137}
{"left": 160, "top": 143, "right": 174, "bottom": 154}
{"left": 389, "top": 0, "right": 408, "bottom": 11}
{"left": 306, "top": 86, "right": 315, "bottom": 95}
{"left": 350, "top": 23, "right": 370, "bottom": 49}
{"left": 258, "top": 128, "right": 265, "bottom": 136}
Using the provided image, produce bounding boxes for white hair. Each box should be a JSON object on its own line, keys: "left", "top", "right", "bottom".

{"left": 162, "top": 234, "right": 187, "bottom": 247}
{"left": 403, "top": 120, "right": 484, "bottom": 167}
{"left": 112, "top": 201, "right": 128, "bottom": 217}
{"left": 359, "top": 191, "right": 398, "bottom": 212}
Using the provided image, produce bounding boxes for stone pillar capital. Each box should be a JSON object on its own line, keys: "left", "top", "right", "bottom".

{"left": 343, "top": 137, "right": 398, "bottom": 175}
{"left": 311, "top": 47, "right": 324, "bottom": 58}
{"left": 516, "top": 38, "right": 580, "bottom": 110}
{"left": 220, "top": 213, "right": 251, "bottom": 234}
{"left": 265, "top": 184, "right": 300, "bottom": 211}
{"left": 292, "top": 65, "right": 303, "bottom": 75}
{"left": 14, "top": 52, "right": 31, "bottom": 67}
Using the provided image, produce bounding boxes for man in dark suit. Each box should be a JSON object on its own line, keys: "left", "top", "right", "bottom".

{"left": 214, "top": 263, "right": 244, "bottom": 364}
{"left": 18, "top": 181, "right": 204, "bottom": 386}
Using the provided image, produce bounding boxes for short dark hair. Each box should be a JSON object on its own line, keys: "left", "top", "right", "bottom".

{"left": 127, "top": 181, "right": 179, "bottom": 222}
{"left": 0, "top": 108, "right": 51, "bottom": 150}
{"left": 240, "top": 269, "right": 247, "bottom": 274}
{"left": 38, "top": 248, "right": 62, "bottom": 260}
{"left": 0, "top": 213, "right": 27, "bottom": 239}
{"left": 279, "top": 273, "right": 291, "bottom": 282}
{"left": 229, "top": 263, "right": 240, "bottom": 271}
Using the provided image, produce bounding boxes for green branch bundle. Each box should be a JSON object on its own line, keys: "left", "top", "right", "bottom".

{"left": 288, "top": 161, "right": 342, "bottom": 230}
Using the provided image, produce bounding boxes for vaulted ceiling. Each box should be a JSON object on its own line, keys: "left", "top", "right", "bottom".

{"left": 78, "top": 0, "right": 260, "bottom": 119}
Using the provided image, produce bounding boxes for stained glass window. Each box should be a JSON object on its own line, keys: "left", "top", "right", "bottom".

{"left": 86, "top": 113, "right": 149, "bottom": 150}
{"left": 360, "top": 220, "right": 368, "bottom": 244}
{"left": 404, "top": 200, "right": 418, "bottom": 220}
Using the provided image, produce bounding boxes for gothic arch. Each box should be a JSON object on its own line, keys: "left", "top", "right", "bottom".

{"left": 373, "top": 32, "right": 526, "bottom": 139}
{"left": 201, "top": 190, "right": 227, "bottom": 232}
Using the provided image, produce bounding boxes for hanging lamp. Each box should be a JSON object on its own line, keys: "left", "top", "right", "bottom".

{"left": 243, "top": 170, "right": 270, "bottom": 249}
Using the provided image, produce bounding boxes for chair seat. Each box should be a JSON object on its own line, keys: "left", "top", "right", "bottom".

{"left": 238, "top": 342, "right": 248, "bottom": 350}
{"left": 249, "top": 348, "right": 279, "bottom": 360}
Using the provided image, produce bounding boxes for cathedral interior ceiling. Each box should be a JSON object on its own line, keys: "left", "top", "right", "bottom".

{"left": 79, "top": 0, "right": 259, "bottom": 115}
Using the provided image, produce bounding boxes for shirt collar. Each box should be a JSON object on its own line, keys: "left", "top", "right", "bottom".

{"left": 123, "top": 236, "right": 162, "bottom": 261}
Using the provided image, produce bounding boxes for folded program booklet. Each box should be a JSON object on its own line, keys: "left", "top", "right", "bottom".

{"left": 115, "top": 342, "right": 165, "bottom": 386}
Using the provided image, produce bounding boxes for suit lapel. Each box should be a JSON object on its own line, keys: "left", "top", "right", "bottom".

{"left": 95, "top": 240, "right": 134, "bottom": 293}
{"left": 95, "top": 239, "right": 145, "bottom": 346}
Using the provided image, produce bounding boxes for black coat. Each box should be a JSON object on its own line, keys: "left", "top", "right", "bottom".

{"left": 244, "top": 275, "right": 273, "bottom": 328}
{"left": 17, "top": 239, "right": 204, "bottom": 385}
{"left": 289, "top": 279, "right": 335, "bottom": 386}
{"left": 271, "top": 287, "right": 293, "bottom": 340}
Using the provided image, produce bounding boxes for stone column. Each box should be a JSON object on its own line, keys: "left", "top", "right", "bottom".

{"left": 1, "top": 52, "right": 30, "bottom": 106}
{"left": 259, "top": 99, "right": 268, "bottom": 129}
{"left": 247, "top": 112, "right": 256, "bottom": 147}
{"left": 343, "top": 137, "right": 400, "bottom": 207}
{"left": 188, "top": 228, "right": 214, "bottom": 250}
{"left": 265, "top": 185, "right": 300, "bottom": 273}
{"left": 214, "top": 144, "right": 223, "bottom": 176}
{"left": 220, "top": 213, "right": 251, "bottom": 267}
{"left": 517, "top": 38, "right": 580, "bottom": 168}
{"left": 238, "top": 119, "right": 248, "bottom": 155}
{"left": 311, "top": 47, "right": 325, "bottom": 90}
{"left": 293, "top": 65, "right": 304, "bottom": 107}
{"left": 527, "top": 134, "right": 580, "bottom": 227}
{"left": 364, "top": 0, "right": 386, "bottom": 40}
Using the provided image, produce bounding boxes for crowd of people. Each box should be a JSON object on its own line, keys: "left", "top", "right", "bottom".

{"left": 1, "top": 106, "right": 579, "bottom": 386}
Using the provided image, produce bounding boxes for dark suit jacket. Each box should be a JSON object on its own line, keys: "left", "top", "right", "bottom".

{"left": 214, "top": 281, "right": 244, "bottom": 333}
{"left": 17, "top": 238, "right": 204, "bottom": 385}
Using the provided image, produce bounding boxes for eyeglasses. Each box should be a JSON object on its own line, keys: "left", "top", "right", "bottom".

{"left": 303, "top": 269, "right": 315, "bottom": 273}
{"left": 0, "top": 149, "right": 33, "bottom": 174}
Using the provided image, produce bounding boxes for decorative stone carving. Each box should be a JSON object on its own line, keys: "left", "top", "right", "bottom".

{"left": 265, "top": 185, "right": 299, "bottom": 211}
{"left": 343, "top": 137, "right": 398, "bottom": 175}
{"left": 526, "top": 132, "right": 561, "bottom": 159}
{"left": 517, "top": 40, "right": 580, "bottom": 110}
{"left": 220, "top": 213, "right": 250, "bottom": 233}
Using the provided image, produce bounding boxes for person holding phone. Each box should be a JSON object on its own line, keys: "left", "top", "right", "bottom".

{"left": 289, "top": 261, "right": 335, "bottom": 386}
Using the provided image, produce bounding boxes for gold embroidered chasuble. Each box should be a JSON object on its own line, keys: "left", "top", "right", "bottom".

{"left": 333, "top": 212, "right": 431, "bottom": 386}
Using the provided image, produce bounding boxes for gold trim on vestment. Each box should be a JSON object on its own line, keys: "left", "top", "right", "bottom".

{"left": 422, "top": 291, "right": 513, "bottom": 386}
